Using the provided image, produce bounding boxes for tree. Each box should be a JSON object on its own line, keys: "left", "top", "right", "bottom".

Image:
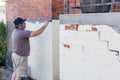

{"left": 0, "top": 21, "right": 7, "bottom": 66}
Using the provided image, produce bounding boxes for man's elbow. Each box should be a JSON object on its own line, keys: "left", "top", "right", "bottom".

{"left": 30, "top": 32, "right": 38, "bottom": 37}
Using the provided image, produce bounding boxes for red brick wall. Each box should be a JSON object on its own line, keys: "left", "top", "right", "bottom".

{"left": 66, "top": 0, "right": 82, "bottom": 14}
{"left": 52, "top": 0, "right": 81, "bottom": 19}
{"left": 52, "top": 0, "right": 64, "bottom": 19}
{"left": 5, "top": 0, "right": 52, "bottom": 21}
{"left": 5, "top": 0, "right": 82, "bottom": 21}
{"left": 111, "top": 0, "right": 120, "bottom": 12}
{"left": 81, "top": 0, "right": 120, "bottom": 13}
{"left": 5, "top": 0, "right": 120, "bottom": 21}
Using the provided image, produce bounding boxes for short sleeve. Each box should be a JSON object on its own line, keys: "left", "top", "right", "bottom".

{"left": 23, "top": 30, "right": 32, "bottom": 38}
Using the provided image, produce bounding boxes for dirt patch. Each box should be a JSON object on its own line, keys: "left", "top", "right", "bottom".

{"left": 0, "top": 66, "right": 35, "bottom": 80}
{"left": 0, "top": 66, "right": 12, "bottom": 80}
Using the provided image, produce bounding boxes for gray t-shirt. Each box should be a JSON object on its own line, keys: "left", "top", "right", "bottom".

{"left": 11, "top": 29, "right": 31, "bottom": 56}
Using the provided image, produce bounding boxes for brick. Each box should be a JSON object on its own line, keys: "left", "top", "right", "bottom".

{"left": 112, "top": 5, "right": 116, "bottom": 9}
{"left": 116, "top": 4, "right": 120, "bottom": 9}
{"left": 114, "top": 9, "right": 120, "bottom": 12}
{"left": 63, "top": 44, "right": 70, "bottom": 48}
{"left": 65, "top": 25, "right": 78, "bottom": 31}
{"left": 91, "top": 27, "right": 97, "bottom": 31}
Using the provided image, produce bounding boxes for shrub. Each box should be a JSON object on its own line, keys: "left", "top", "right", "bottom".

{"left": 0, "top": 21, "right": 7, "bottom": 66}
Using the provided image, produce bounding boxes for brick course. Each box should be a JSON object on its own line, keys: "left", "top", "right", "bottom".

{"left": 6, "top": 0, "right": 52, "bottom": 21}
{"left": 5, "top": 0, "right": 120, "bottom": 21}
{"left": 5, "top": 0, "right": 82, "bottom": 21}
{"left": 111, "top": 4, "right": 120, "bottom": 12}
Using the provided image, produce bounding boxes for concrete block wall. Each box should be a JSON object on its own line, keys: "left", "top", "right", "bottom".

{"left": 60, "top": 24, "right": 120, "bottom": 80}
{"left": 26, "top": 22, "right": 52, "bottom": 80}
{"left": 5, "top": 0, "right": 81, "bottom": 79}
{"left": 25, "top": 20, "right": 59, "bottom": 80}
{"left": 98, "top": 25, "right": 120, "bottom": 52}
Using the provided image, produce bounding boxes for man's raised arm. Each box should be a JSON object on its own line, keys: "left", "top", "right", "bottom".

{"left": 30, "top": 21, "right": 49, "bottom": 37}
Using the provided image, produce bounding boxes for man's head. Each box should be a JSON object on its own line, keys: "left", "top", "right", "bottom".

{"left": 14, "top": 17, "right": 26, "bottom": 29}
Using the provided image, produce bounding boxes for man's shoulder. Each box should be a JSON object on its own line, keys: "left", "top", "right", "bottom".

{"left": 14, "top": 29, "right": 30, "bottom": 32}
{"left": 12, "top": 29, "right": 31, "bottom": 36}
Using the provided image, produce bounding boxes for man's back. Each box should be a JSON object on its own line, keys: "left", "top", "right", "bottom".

{"left": 11, "top": 29, "right": 31, "bottom": 56}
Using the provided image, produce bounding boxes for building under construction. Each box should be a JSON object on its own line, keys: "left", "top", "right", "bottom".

{"left": 3, "top": 0, "right": 120, "bottom": 80}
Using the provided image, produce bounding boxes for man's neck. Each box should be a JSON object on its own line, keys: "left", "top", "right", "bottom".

{"left": 17, "top": 26, "right": 24, "bottom": 30}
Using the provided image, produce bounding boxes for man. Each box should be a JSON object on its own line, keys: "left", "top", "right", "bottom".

{"left": 11, "top": 17, "right": 49, "bottom": 80}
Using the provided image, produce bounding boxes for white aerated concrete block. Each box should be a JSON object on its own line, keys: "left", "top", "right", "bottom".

{"left": 78, "top": 25, "right": 92, "bottom": 31}
{"left": 60, "top": 31, "right": 99, "bottom": 44}
{"left": 94, "top": 25, "right": 115, "bottom": 32}
{"left": 109, "top": 41, "right": 120, "bottom": 51}
{"left": 70, "top": 31, "right": 99, "bottom": 40}
{"left": 84, "top": 47, "right": 118, "bottom": 64}
{"left": 60, "top": 25, "right": 120, "bottom": 80}
{"left": 100, "top": 31, "right": 120, "bottom": 41}
{"left": 28, "top": 22, "right": 53, "bottom": 80}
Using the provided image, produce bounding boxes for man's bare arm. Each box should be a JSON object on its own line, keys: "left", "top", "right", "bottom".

{"left": 30, "top": 21, "right": 49, "bottom": 37}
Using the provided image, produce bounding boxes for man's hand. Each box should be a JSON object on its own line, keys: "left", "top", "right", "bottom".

{"left": 48, "top": 19, "right": 52, "bottom": 22}
{"left": 44, "top": 21, "right": 49, "bottom": 27}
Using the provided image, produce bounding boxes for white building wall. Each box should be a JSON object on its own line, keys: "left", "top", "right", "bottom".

{"left": 28, "top": 22, "right": 52, "bottom": 80}
{"left": 60, "top": 25, "right": 120, "bottom": 80}
{"left": 26, "top": 21, "right": 59, "bottom": 80}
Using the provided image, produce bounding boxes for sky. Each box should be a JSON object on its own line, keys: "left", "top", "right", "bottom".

{"left": 0, "top": 0, "right": 5, "bottom": 6}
